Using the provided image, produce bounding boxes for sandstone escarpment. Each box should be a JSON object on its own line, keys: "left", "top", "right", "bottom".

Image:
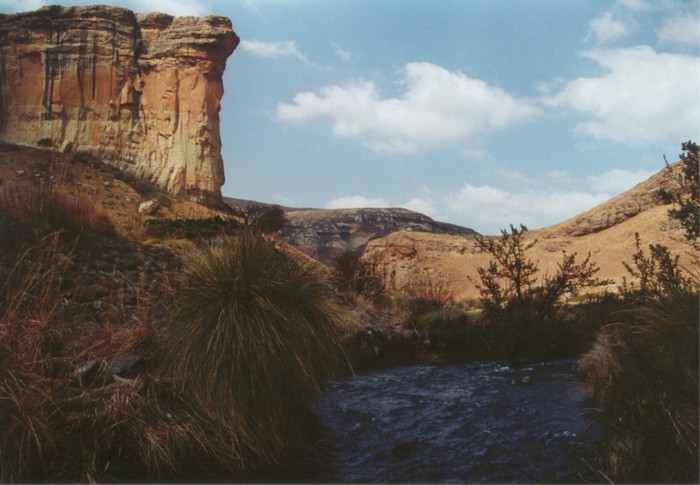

{"left": 0, "top": 5, "right": 238, "bottom": 205}
{"left": 282, "top": 207, "right": 477, "bottom": 262}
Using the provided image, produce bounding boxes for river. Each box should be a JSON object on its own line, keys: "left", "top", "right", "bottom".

{"left": 307, "top": 359, "right": 600, "bottom": 483}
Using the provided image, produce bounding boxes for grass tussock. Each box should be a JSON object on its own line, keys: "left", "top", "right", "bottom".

{"left": 579, "top": 289, "right": 699, "bottom": 483}
{"left": 159, "top": 233, "right": 347, "bottom": 465}
{"left": 0, "top": 183, "right": 115, "bottom": 249}
{"left": 405, "top": 279, "right": 454, "bottom": 318}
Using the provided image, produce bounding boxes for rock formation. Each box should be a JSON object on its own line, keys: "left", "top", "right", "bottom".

{"left": 224, "top": 198, "right": 477, "bottom": 262}
{"left": 283, "top": 207, "right": 477, "bottom": 262}
{"left": 0, "top": 5, "right": 238, "bottom": 205}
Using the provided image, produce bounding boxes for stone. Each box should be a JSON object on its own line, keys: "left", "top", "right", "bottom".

{"left": 15, "top": 169, "right": 24, "bottom": 177}
{"left": 139, "top": 199, "right": 161, "bottom": 215}
{"left": 106, "top": 354, "right": 144, "bottom": 380}
{"left": 0, "top": 5, "right": 239, "bottom": 206}
{"left": 75, "top": 359, "right": 104, "bottom": 386}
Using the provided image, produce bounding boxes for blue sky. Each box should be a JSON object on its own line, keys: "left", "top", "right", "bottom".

{"left": 2, "top": 0, "right": 699, "bottom": 234}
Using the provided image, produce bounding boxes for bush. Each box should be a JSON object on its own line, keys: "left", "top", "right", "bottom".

{"left": 621, "top": 232, "right": 692, "bottom": 295}
{"left": 472, "top": 224, "right": 608, "bottom": 359}
{"left": 158, "top": 234, "right": 346, "bottom": 465}
{"left": 579, "top": 289, "right": 699, "bottom": 483}
{"left": 330, "top": 249, "right": 386, "bottom": 305}
{"left": 405, "top": 278, "right": 454, "bottom": 317}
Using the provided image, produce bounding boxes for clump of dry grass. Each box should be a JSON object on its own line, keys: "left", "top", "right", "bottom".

{"left": 0, "top": 183, "right": 115, "bottom": 250}
{"left": 158, "top": 233, "right": 347, "bottom": 466}
{"left": 579, "top": 289, "right": 699, "bottom": 483}
{"left": 405, "top": 278, "right": 454, "bottom": 318}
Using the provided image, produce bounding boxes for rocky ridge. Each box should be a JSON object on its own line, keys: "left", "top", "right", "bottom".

{"left": 0, "top": 5, "right": 238, "bottom": 206}
{"left": 362, "top": 163, "right": 691, "bottom": 300}
{"left": 225, "top": 198, "right": 477, "bottom": 262}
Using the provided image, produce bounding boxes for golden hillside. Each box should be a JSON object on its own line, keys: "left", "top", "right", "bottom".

{"left": 363, "top": 163, "right": 695, "bottom": 300}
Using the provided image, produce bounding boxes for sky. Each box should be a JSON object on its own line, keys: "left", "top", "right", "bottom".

{"left": 1, "top": 0, "right": 699, "bottom": 234}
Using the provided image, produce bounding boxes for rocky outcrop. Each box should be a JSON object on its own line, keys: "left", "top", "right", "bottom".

{"left": 0, "top": 5, "right": 238, "bottom": 205}
{"left": 224, "top": 198, "right": 477, "bottom": 262}
{"left": 283, "top": 207, "right": 477, "bottom": 262}
{"left": 540, "top": 162, "right": 682, "bottom": 237}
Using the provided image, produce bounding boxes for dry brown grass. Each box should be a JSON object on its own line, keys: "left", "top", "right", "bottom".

{"left": 0, "top": 231, "right": 254, "bottom": 482}
{"left": 578, "top": 289, "right": 699, "bottom": 483}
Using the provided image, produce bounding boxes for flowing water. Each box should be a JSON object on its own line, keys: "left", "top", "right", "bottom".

{"left": 309, "top": 359, "right": 600, "bottom": 483}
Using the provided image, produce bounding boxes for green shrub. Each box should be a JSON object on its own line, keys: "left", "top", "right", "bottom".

{"left": 158, "top": 234, "right": 346, "bottom": 465}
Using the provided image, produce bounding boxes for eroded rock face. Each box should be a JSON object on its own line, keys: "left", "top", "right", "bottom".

{"left": 282, "top": 207, "right": 477, "bottom": 262}
{"left": 0, "top": 5, "right": 238, "bottom": 205}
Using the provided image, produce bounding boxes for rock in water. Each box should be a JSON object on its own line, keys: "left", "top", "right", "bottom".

{"left": 0, "top": 5, "right": 239, "bottom": 206}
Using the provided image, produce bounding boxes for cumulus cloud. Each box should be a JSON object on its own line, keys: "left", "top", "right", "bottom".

{"left": 326, "top": 165, "right": 653, "bottom": 234}
{"left": 276, "top": 62, "right": 538, "bottom": 153}
{"left": 441, "top": 184, "right": 610, "bottom": 233}
{"left": 657, "top": 13, "right": 700, "bottom": 47}
{"left": 584, "top": 12, "right": 629, "bottom": 44}
{"left": 325, "top": 195, "right": 391, "bottom": 209}
{"left": 240, "top": 39, "right": 310, "bottom": 63}
{"left": 586, "top": 168, "right": 655, "bottom": 193}
{"left": 546, "top": 46, "right": 700, "bottom": 144}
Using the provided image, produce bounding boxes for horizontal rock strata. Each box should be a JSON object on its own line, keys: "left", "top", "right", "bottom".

{"left": 0, "top": 5, "right": 238, "bottom": 205}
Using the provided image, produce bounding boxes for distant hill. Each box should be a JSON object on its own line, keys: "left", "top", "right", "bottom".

{"left": 224, "top": 197, "right": 477, "bottom": 262}
{"left": 362, "top": 162, "right": 693, "bottom": 300}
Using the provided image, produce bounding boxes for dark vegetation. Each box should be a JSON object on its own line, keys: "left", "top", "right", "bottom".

{"left": 0, "top": 173, "right": 346, "bottom": 481}
{"left": 579, "top": 141, "right": 699, "bottom": 483}
{"left": 330, "top": 249, "right": 387, "bottom": 305}
{"left": 469, "top": 224, "right": 610, "bottom": 360}
{"left": 0, "top": 142, "right": 696, "bottom": 482}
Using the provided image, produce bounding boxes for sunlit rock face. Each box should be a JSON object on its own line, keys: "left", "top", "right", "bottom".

{"left": 0, "top": 5, "right": 238, "bottom": 205}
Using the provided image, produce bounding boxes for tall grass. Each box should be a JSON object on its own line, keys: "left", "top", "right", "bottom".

{"left": 0, "top": 183, "right": 115, "bottom": 249}
{"left": 579, "top": 288, "right": 699, "bottom": 483}
{"left": 159, "top": 233, "right": 346, "bottom": 465}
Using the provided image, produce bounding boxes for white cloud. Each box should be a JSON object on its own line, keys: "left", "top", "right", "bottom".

{"left": 322, "top": 167, "right": 650, "bottom": 234}
{"left": 276, "top": 62, "right": 538, "bottom": 153}
{"left": 585, "top": 12, "right": 629, "bottom": 44}
{"left": 546, "top": 46, "right": 700, "bottom": 144}
{"left": 657, "top": 13, "right": 700, "bottom": 46}
{"left": 240, "top": 39, "right": 310, "bottom": 63}
{"left": 325, "top": 195, "right": 391, "bottom": 209}
{"left": 442, "top": 184, "right": 610, "bottom": 233}
{"left": 586, "top": 168, "right": 655, "bottom": 193}
{"left": 331, "top": 41, "right": 353, "bottom": 63}
{"left": 402, "top": 198, "right": 437, "bottom": 217}
{"left": 272, "top": 193, "right": 297, "bottom": 206}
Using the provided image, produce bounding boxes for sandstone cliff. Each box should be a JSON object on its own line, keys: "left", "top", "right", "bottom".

{"left": 0, "top": 5, "right": 238, "bottom": 205}
{"left": 283, "top": 207, "right": 476, "bottom": 262}
{"left": 225, "top": 197, "right": 477, "bottom": 262}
